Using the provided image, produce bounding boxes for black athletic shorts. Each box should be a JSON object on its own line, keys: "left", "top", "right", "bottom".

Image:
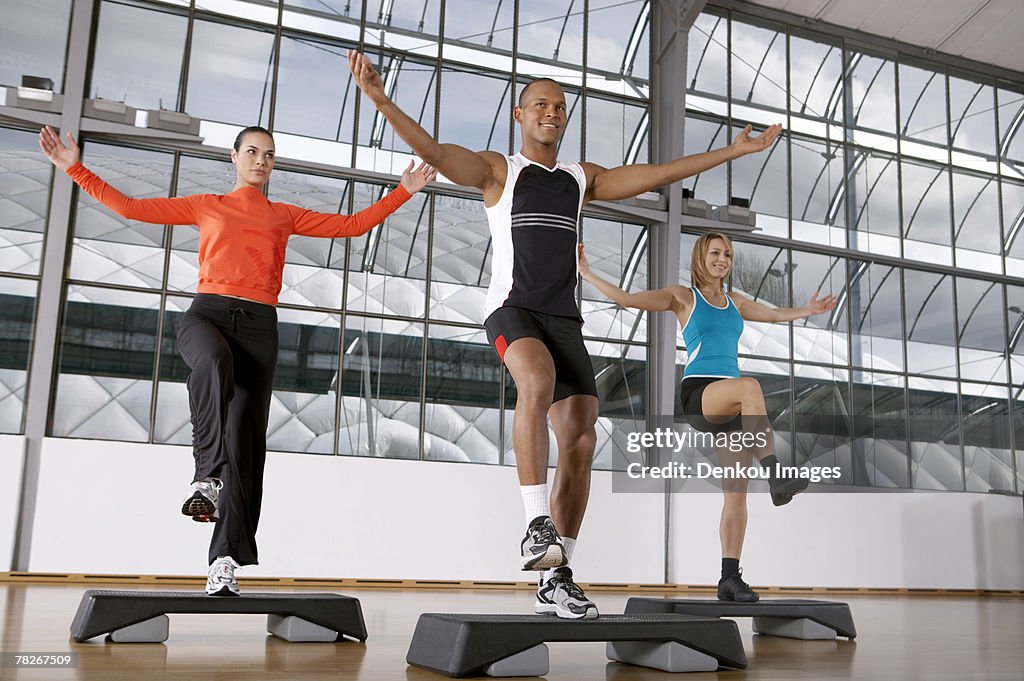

{"left": 484, "top": 306, "right": 598, "bottom": 403}
{"left": 679, "top": 376, "right": 744, "bottom": 434}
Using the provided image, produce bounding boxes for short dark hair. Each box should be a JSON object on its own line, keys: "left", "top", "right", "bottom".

{"left": 233, "top": 126, "right": 273, "bottom": 151}
{"left": 517, "top": 78, "right": 562, "bottom": 107}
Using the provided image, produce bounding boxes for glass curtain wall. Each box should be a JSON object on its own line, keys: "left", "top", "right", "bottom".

{"left": 0, "top": 0, "right": 653, "bottom": 472}
{"left": 681, "top": 6, "right": 1022, "bottom": 492}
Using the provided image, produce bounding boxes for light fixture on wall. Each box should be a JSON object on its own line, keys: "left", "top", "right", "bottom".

{"left": 4, "top": 75, "right": 63, "bottom": 113}
{"left": 712, "top": 196, "right": 756, "bottom": 228}
{"left": 83, "top": 98, "right": 137, "bottom": 125}
{"left": 681, "top": 187, "right": 711, "bottom": 219}
{"left": 144, "top": 107, "right": 200, "bottom": 136}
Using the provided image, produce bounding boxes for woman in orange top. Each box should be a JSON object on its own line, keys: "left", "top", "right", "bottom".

{"left": 40, "top": 125, "right": 436, "bottom": 596}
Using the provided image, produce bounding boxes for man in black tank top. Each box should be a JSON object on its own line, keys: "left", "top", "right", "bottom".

{"left": 349, "top": 51, "right": 781, "bottom": 619}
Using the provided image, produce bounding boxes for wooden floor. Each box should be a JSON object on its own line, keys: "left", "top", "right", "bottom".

{"left": 1, "top": 583, "right": 1022, "bottom": 680}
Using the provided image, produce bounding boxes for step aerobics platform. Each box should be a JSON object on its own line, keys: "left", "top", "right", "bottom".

{"left": 70, "top": 590, "right": 367, "bottom": 643}
{"left": 406, "top": 613, "right": 747, "bottom": 677}
{"left": 624, "top": 598, "right": 857, "bottom": 640}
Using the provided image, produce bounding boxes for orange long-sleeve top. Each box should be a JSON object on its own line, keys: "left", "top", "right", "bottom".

{"left": 66, "top": 162, "right": 412, "bottom": 305}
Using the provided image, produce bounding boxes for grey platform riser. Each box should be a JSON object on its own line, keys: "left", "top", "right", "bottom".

{"left": 607, "top": 640, "right": 719, "bottom": 672}
{"left": 107, "top": 615, "right": 169, "bottom": 643}
{"left": 752, "top": 616, "right": 837, "bottom": 640}
{"left": 267, "top": 615, "right": 340, "bottom": 642}
{"left": 484, "top": 644, "right": 549, "bottom": 677}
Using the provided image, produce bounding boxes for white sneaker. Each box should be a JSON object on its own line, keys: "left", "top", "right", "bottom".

{"left": 535, "top": 567, "right": 598, "bottom": 619}
{"left": 181, "top": 477, "right": 222, "bottom": 522}
{"left": 206, "top": 556, "right": 240, "bottom": 597}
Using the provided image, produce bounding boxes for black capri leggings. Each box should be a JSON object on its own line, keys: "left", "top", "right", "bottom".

{"left": 177, "top": 294, "right": 278, "bottom": 566}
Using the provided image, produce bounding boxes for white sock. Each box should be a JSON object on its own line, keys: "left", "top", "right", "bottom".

{"left": 520, "top": 484, "right": 550, "bottom": 525}
{"left": 543, "top": 537, "right": 576, "bottom": 583}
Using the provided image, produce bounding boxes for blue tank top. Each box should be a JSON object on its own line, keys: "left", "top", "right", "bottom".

{"left": 680, "top": 287, "right": 743, "bottom": 378}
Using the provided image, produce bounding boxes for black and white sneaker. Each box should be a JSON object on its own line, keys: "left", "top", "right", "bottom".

{"left": 535, "top": 567, "right": 599, "bottom": 619}
{"left": 520, "top": 515, "right": 567, "bottom": 571}
{"left": 206, "top": 556, "right": 240, "bottom": 597}
{"left": 718, "top": 569, "right": 759, "bottom": 602}
{"left": 181, "top": 477, "right": 222, "bottom": 522}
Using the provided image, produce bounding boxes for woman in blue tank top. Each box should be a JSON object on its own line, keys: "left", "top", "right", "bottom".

{"left": 579, "top": 233, "right": 835, "bottom": 602}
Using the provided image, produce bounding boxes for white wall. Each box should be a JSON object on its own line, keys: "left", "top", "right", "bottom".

{"left": 667, "top": 478, "right": 1024, "bottom": 590}
{"left": 0, "top": 435, "right": 25, "bottom": 570}
{"left": 26, "top": 438, "right": 665, "bottom": 583}
{"left": 21, "top": 437, "right": 1024, "bottom": 589}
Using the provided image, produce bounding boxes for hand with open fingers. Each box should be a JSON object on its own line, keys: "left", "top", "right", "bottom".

{"left": 806, "top": 291, "right": 838, "bottom": 315}
{"left": 38, "top": 125, "right": 80, "bottom": 172}
{"left": 347, "top": 51, "right": 389, "bottom": 107}
{"left": 400, "top": 160, "right": 437, "bottom": 194}
{"left": 731, "top": 123, "right": 783, "bottom": 156}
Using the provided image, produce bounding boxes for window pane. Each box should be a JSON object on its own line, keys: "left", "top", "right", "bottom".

{"left": 952, "top": 169, "right": 1001, "bottom": 270}
{"left": 0, "top": 127, "right": 48, "bottom": 276}
{"left": 904, "top": 270, "right": 956, "bottom": 377}
{"left": 517, "top": 1, "right": 583, "bottom": 69}
{"left": 356, "top": 53, "right": 436, "bottom": 162}
{"left": 730, "top": 17, "right": 787, "bottom": 111}
{"left": 90, "top": 1, "right": 187, "bottom": 111}
{"left": 345, "top": 182, "right": 428, "bottom": 318}
{"left": 53, "top": 286, "right": 160, "bottom": 442}
{"left": 731, "top": 123, "right": 787, "bottom": 230}
{"left": 585, "top": 95, "right": 648, "bottom": 167}
{"left": 732, "top": 241, "right": 790, "bottom": 361}
{"left": 1003, "top": 179, "right": 1024, "bottom": 278}
{"left": 580, "top": 217, "right": 647, "bottom": 343}
{"left": 899, "top": 63, "right": 948, "bottom": 147}
{"left": 438, "top": 67, "right": 512, "bottom": 154}
{"left": 185, "top": 20, "right": 274, "bottom": 127}
{"left": 590, "top": 341, "right": 646, "bottom": 471}
{"left": 790, "top": 134, "right": 845, "bottom": 248}
{"left": 687, "top": 12, "right": 727, "bottom": 96}
{"left": 847, "top": 148, "right": 901, "bottom": 257}
{"left": 1009, "top": 284, "right": 1024, "bottom": 387}
{"left": 849, "top": 53, "right": 897, "bottom": 136}
{"left": 586, "top": 0, "right": 649, "bottom": 78}
{"left": 682, "top": 115, "right": 729, "bottom": 207}
{"left": 792, "top": 368, "right": 851, "bottom": 484}
{"left": 275, "top": 35, "right": 358, "bottom": 144}
{"left": 337, "top": 316, "right": 424, "bottom": 459}
{"left": 789, "top": 31, "right": 843, "bottom": 124}
{"left": 0, "top": 0, "right": 72, "bottom": 92}
{"left": 423, "top": 324, "right": 501, "bottom": 464}
{"left": 70, "top": 143, "right": 173, "bottom": 289}
{"left": 790, "top": 249, "right": 848, "bottom": 362}
{"left": 850, "top": 262, "right": 904, "bottom": 372}
{"left": 852, "top": 372, "right": 909, "bottom": 488}
{"left": 0, "top": 277, "right": 36, "bottom": 434}
{"left": 949, "top": 72, "right": 995, "bottom": 157}
{"left": 264, "top": 169, "right": 349, "bottom": 309}
{"left": 429, "top": 192, "right": 490, "bottom": 324}
{"left": 268, "top": 307, "right": 341, "bottom": 454}
{"left": 996, "top": 85, "right": 1024, "bottom": 165}
{"left": 444, "top": 0, "right": 513, "bottom": 53}
{"left": 961, "top": 385, "right": 1014, "bottom": 493}
{"left": 957, "top": 277, "right": 1007, "bottom": 383}
{"left": 282, "top": 1, "right": 362, "bottom": 41}
{"left": 901, "top": 159, "right": 951, "bottom": 265}
{"left": 155, "top": 296, "right": 191, "bottom": 445}
{"left": 908, "top": 377, "right": 962, "bottom": 491}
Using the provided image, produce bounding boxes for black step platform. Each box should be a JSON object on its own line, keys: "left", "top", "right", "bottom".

{"left": 625, "top": 598, "right": 856, "bottom": 639}
{"left": 406, "top": 613, "right": 747, "bottom": 677}
{"left": 70, "top": 590, "right": 367, "bottom": 643}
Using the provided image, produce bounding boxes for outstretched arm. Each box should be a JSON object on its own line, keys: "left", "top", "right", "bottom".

{"left": 347, "top": 51, "right": 504, "bottom": 193}
{"left": 39, "top": 126, "right": 201, "bottom": 224}
{"left": 578, "top": 244, "right": 687, "bottom": 312}
{"left": 291, "top": 161, "right": 437, "bottom": 238}
{"left": 583, "top": 123, "right": 782, "bottom": 202}
{"left": 730, "top": 290, "right": 837, "bottom": 323}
